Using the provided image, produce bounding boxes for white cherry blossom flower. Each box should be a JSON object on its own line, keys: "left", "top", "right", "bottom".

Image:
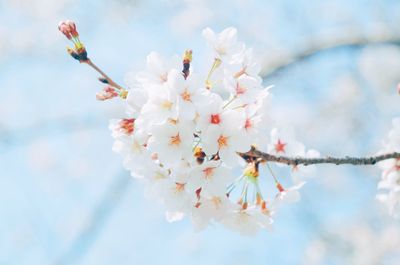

{"left": 107, "top": 26, "right": 319, "bottom": 234}
{"left": 158, "top": 180, "right": 193, "bottom": 222}
{"left": 147, "top": 121, "right": 194, "bottom": 167}
{"left": 377, "top": 118, "right": 400, "bottom": 218}
{"left": 187, "top": 160, "right": 232, "bottom": 197}
{"left": 376, "top": 189, "right": 400, "bottom": 219}
{"left": 139, "top": 83, "right": 178, "bottom": 127}
{"left": 267, "top": 128, "right": 306, "bottom": 156}
{"left": 202, "top": 125, "right": 251, "bottom": 166}
{"left": 112, "top": 131, "right": 151, "bottom": 177}
{"left": 167, "top": 69, "right": 207, "bottom": 120}
{"left": 190, "top": 196, "right": 232, "bottom": 231}
{"left": 221, "top": 206, "right": 273, "bottom": 236}
{"left": 196, "top": 92, "right": 242, "bottom": 132}
{"left": 224, "top": 74, "right": 262, "bottom": 104}
{"left": 202, "top": 27, "right": 242, "bottom": 61}
{"left": 125, "top": 84, "right": 147, "bottom": 118}
{"left": 136, "top": 51, "right": 180, "bottom": 86}
{"left": 230, "top": 48, "right": 262, "bottom": 78}
{"left": 274, "top": 181, "right": 306, "bottom": 205}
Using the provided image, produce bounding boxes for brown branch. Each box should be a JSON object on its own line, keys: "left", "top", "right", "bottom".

{"left": 261, "top": 32, "right": 400, "bottom": 78}
{"left": 240, "top": 147, "right": 400, "bottom": 166}
{"left": 84, "top": 59, "right": 126, "bottom": 90}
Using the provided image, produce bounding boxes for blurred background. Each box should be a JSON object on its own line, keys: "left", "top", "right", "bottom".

{"left": 1, "top": 0, "right": 400, "bottom": 264}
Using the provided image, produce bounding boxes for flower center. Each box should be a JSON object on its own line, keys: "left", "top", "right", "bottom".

{"left": 210, "top": 114, "right": 221, "bottom": 124}
{"left": 217, "top": 135, "right": 229, "bottom": 148}
{"left": 119, "top": 118, "right": 135, "bottom": 134}
{"left": 181, "top": 90, "right": 191, "bottom": 102}
{"left": 169, "top": 133, "right": 181, "bottom": 146}
{"left": 160, "top": 73, "right": 168, "bottom": 83}
{"left": 236, "top": 83, "right": 247, "bottom": 95}
{"left": 244, "top": 119, "right": 252, "bottom": 130}
{"left": 274, "top": 139, "right": 286, "bottom": 153}
{"left": 131, "top": 140, "right": 143, "bottom": 153}
{"left": 162, "top": 100, "right": 173, "bottom": 110}
{"left": 203, "top": 167, "right": 214, "bottom": 178}
{"left": 175, "top": 183, "right": 185, "bottom": 192}
{"left": 211, "top": 196, "right": 222, "bottom": 209}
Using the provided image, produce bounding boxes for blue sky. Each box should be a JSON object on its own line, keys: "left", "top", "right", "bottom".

{"left": 1, "top": 1, "right": 400, "bottom": 264}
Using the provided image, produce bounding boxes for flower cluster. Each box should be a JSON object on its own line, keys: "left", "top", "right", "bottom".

{"left": 109, "top": 27, "right": 318, "bottom": 234}
{"left": 377, "top": 118, "right": 400, "bottom": 219}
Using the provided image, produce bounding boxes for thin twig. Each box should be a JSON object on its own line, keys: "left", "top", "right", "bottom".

{"left": 261, "top": 32, "right": 400, "bottom": 77}
{"left": 84, "top": 59, "right": 125, "bottom": 90}
{"left": 240, "top": 147, "right": 400, "bottom": 166}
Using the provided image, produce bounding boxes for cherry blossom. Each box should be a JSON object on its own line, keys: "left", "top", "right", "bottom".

{"left": 377, "top": 118, "right": 400, "bottom": 218}
{"left": 202, "top": 27, "right": 242, "bottom": 61}
{"left": 136, "top": 52, "right": 180, "bottom": 86}
{"left": 274, "top": 181, "right": 306, "bottom": 204}
{"left": 59, "top": 24, "right": 320, "bottom": 235}
{"left": 187, "top": 160, "right": 232, "bottom": 197}
{"left": 58, "top": 20, "right": 400, "bottom": 235}
{"left": 103, "top": 26, "right": 317, "bottom": 234}
{"left": 221, "top": 206, "right": 273, "bottom": 236}
{"left": 147, "top": 121, "right": 194, "bottom": 167}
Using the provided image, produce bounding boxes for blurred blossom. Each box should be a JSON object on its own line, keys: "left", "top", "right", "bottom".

{"left": 359, "top": 45, "right": 400, "bottom": 91}
{"left": 170, "top": 0, "right": 214, "bottom": 35}
{"left": 26, "top": 140, "right": 56, "bottom": 171}
{"left": 304, "top": 222, "right": 400, "bottom": 265}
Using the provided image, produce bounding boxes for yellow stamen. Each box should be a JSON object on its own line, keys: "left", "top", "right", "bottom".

{"left": 169, "top": 133, "right": 181, "bottom": 146}
{"left": 175, "top": 183, "right": 185, "bottom": 192}
{"left": 183, "top": 50, "right": 192, "bottom": 63}
{"left": 211, "top": 196, "right": 222, "bottom": 209}
{"left": 181, "top": 90, "right": 191, "bottom": 101}
{"left": 217, "top": 135, "right": 229, "bottom": 148}
{"left": 162, "top": 100, "right": 173, "bottom": 110}
{"left": 119, "top": 89, "right": 128, "bottom": 99}
{"left": 205, "top": 58, "right": 222, "bottom": 89}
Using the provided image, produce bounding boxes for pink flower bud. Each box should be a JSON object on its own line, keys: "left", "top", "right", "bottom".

{"left": 58, "top": 20, "right": 79, "bottom": 40}
{"left": 119, "top": 118, "right": 135, "bottom": 134}
{"left": 96, "top": 86, "right": 118, "bottom": 101}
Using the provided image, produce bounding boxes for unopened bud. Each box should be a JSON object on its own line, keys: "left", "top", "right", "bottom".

{"left": 67, "top": 47, "right": 80, "bottom": 61}
{"left": 59, "top": 20, "right": 88, "bottom": 62}
{"left": 96, "top": 86, "right": 119, "bottom": 101}
{"left": 98, "top": 77, "right": 109, "bottom": 84}
{"left": 119, "top": 118, "right": 135, "bottom": 134}
{"left": 58, "top": 20, "right": 79, "bottom": 40}
{"left": 182, "top": 49, "right": 192, "bottom": 79}
{"left": 183, "top": 49, "right": 192, "bottom": 63}
{"left": 194, "top": 147, "right": 206, "bottom": 164}
{"left": 196, "top": 187, "right": 202, "bottom": 200}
